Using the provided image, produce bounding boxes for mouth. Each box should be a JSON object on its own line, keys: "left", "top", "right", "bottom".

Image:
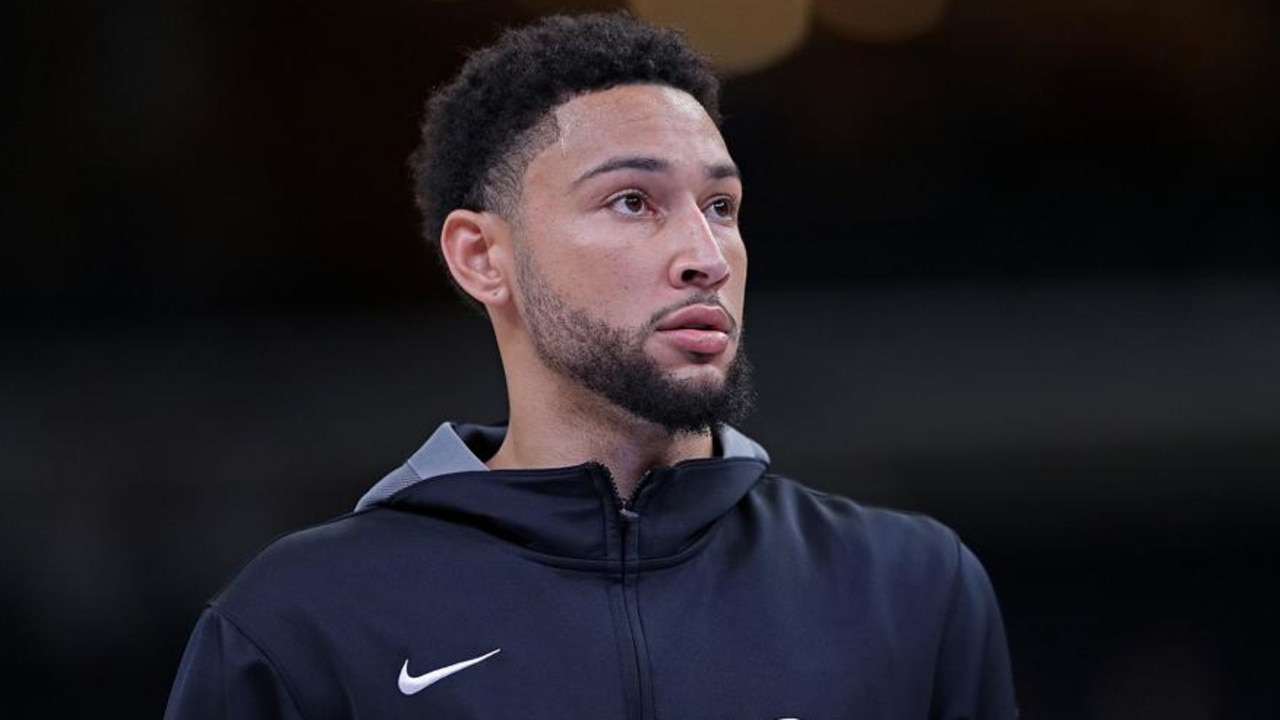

{"left": 653, "top": 304, "right": 736, "bottom": 357}
{"left": 655, "top": 304, "right": 735, "bottom": 335}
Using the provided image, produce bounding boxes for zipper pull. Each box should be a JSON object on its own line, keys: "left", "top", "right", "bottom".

{"left": 619, "top": 507, "right": 639, "bottom": 522}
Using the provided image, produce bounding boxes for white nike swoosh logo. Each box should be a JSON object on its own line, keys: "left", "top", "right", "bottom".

{"left": 398, "top": 648, "right": 501, "bottom": 696}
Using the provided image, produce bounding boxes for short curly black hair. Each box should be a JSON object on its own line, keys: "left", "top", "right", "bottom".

{"left": 410, "top": 12, "right": 721, "bottom": 296}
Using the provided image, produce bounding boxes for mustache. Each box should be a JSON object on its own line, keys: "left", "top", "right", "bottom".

{"left": 644, "top": 294, "right": 739, "bottom": 336}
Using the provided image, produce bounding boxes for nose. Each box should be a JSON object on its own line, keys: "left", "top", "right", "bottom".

{"left": 668, "top": 203, "right": 732, "bottom": 290}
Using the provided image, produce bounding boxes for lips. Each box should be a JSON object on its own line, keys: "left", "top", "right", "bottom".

{"left": 654, "top": 304, "right": 735, "bottom": 356}
{"left": 656, "top": 305, "right": 733, "bottom": 333}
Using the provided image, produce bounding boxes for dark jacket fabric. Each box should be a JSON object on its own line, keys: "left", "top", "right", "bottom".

{"left": 165, "top": 423, "right": 1018, "bottom": 720}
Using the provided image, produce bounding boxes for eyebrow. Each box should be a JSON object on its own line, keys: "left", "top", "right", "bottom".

{"left": 572, "top": 155, "right": 741, "bottom": 187}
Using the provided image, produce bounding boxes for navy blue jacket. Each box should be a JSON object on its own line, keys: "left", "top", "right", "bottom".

{"left": 165, "top": 423, "right": 1017, "bottom": 719}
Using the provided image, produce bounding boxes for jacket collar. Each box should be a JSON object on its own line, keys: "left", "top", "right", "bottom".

{"left": 355, "top": 422, "right": 770, "bottom": 561}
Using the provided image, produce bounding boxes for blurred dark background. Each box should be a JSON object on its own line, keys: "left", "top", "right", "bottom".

{"left": 3, "top": 0, "right": 1278, "bottom": 717}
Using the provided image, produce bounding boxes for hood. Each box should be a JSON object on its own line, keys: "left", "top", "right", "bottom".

{"left": 352, "top": 422, "right": 771, "bottom": 561}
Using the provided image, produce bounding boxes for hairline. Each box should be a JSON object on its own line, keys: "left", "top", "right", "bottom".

{"left": 479, "top": 81, "right": 718, "bottom": 228}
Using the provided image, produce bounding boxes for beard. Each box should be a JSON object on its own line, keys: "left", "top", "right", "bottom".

{"left": 514, "top": 249, "right": 755, "bottom": 435}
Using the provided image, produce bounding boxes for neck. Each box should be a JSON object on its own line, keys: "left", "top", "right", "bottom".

{"left": 487, "top": 361, "right": 715, "bottom": 500}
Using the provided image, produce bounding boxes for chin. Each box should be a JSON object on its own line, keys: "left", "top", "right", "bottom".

{"left": 665, "top": 360, "right": 730, "bottom": 386}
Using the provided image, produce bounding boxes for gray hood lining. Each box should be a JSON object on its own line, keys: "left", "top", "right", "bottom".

{"left": 355, "top": 422, "right": 769, "bottom": 511}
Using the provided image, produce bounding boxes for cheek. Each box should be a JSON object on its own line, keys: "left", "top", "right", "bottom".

{"left": 568, "top": 253, "right": 649, "bottom": 308}
{"left": 725, "top": 238, "right": 748, "bottom": 285}
{"left": 531, "top": 240, "right": 635, "bottom": 301}
{"left": 729, "top": 240, "right": 748, "bottom": 275}
{"left": 723, "top": 243, "right": 749, "bottom": 319}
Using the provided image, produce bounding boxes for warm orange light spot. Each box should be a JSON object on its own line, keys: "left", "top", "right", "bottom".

{"left": 628, "top": 0, "right": 813, "bottom": 76}
{"left": 815, "top": 0, "right": 949, "bottom": 43}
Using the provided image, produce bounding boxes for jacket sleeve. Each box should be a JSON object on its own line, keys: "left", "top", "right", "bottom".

{"left": 930, "top": 539, "right": 1020, "bottom": 720}
{"left": 164, "top": 606, "right": 308, "bottom": 720}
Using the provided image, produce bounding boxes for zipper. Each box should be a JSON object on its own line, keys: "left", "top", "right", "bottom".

{"left": 610, "top": 467, "right": 657, "bottom": 512}
{"left": 599, "top": 465, "right": 658, "bottom": 720}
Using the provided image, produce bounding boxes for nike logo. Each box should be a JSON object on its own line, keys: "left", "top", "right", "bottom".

{"left": 398, "top": 648, "right": 501, "bottom": 695}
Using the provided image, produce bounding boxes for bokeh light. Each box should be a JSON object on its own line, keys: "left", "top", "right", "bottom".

{"left": 815, "top": 0, "right": 949, "bottom": 42}
{"left": 516, "top": 0, "right": 618, "bottom": 13}
{"left": 627, "top": 0, "right": 812, "bottom": 76}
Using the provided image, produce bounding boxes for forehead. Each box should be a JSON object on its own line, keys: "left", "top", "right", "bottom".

{"left": 530, "top": 84, "right": 732, "bottom": 178}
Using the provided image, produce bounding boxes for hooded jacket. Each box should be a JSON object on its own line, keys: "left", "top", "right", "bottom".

{"left": 164, "top": 423, "right": 1017, "bottom": 720}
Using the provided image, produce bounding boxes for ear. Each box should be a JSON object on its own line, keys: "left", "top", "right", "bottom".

{"left": 439, "top": 209, "right": 513, "bottom": 307}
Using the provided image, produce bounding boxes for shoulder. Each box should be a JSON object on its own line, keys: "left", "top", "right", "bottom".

{"left": 744, "top": 472, "right": 969, "bottom": 584}
{"left": 175, "top": 506, "right": 467, "bottom": 719}
{"left": 749, "top": 473, "right": 960, "bottom": 546}
{"left": 208, "top": 506, "right": 432, "bottom": 622}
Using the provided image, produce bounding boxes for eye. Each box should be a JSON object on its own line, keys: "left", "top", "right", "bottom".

{"left": 705, "top": 196, "right": 738, "bottom": 222}
{"left": 607, "top": 190, "right": 652, "bottom": 217}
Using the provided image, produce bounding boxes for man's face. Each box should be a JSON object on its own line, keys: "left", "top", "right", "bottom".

{"left": 509, "top": 84, "right": 752, "bottom": 433}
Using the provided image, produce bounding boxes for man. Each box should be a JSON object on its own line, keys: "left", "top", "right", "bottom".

{"left": 165, "top": 13, "right": 1017, "bottom": 720}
